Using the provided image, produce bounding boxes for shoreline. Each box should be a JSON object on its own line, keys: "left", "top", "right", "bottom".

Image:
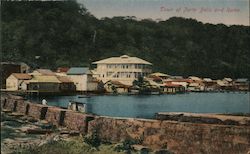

{"left": 1, "top": 89, "right": 249, "bottom": 97}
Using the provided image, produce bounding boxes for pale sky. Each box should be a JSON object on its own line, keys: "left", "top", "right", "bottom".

{"left": 78, "top": 0, "right": 249, "bottom": 26}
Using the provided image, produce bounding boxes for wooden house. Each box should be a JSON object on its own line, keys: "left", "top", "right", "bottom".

{"left": 233, "top": 78, "right": 249, "bottom": 91}
{"left": 163, "top": 83, "right": 185, "bottom": 94}
{"left": 6, "top": 73, "right": 32, "bottom": 91}
{"left": 67, "top": 67, "right": 98, "bottom": 92}
{"left": 25, "top": 75, "right": 61, "bottom": 92}
{"left": 104, "top": 80, "right": 131, "bottom": 94}
{"left": 187, "top": 82, "right": 205, "bottom": 92}
{"left": 57, "top": 76, "right": 76, "bottom": 92}
{"left": 170, "top": 79, "right": 192, "bottom": 90}
{"left": 216, "top": 79, "right": 233, "bottom": 91}
{"left": 203, "top": 78, "right": 217, "bottom": 91}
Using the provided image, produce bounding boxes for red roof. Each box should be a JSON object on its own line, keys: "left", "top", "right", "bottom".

{"left": 165, "top": 83, "right": 182, "bottom": 87}
{"left": 57, "top": 67, "right": 69, "bottom": 73}
{"left": 57, "top": 76, "right": 73, "bottom": 83}
{"left": 168, "top": 79, "right": 193, "bottom": 83}
{"left": 12, "top": 73, "right": 32, "bottom": 80}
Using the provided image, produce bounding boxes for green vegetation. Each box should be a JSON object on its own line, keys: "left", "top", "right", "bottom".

{"left": 114, "top": 138, "right": 143, "bottom": 153}
{"left": 2, "top": 0, "right": 250, "bottom": 79}
{"left": 16, "top": 138, "right": 125, "bottom": 154}
{"left": 133, "top": 76, "right": 161, "bottom": 94}
{"left": 84, "top": 130, "right": 101, "bottom": 148}
{"left": 133, "top": 76, "right": 154, "bottom": 94}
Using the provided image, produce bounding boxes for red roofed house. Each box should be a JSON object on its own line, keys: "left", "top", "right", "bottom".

{"left": 163, "top": 83, "right": 185, "bottom": 94}
{"left": 6, "top": 73, "right": 32, "bottom": 91}
{"left": 170, "top": 79, "right": 193, "bottom": 90}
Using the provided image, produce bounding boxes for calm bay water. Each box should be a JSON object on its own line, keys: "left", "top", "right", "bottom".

{"left": 29, "top": 92, "right": 250, "bottom": 119}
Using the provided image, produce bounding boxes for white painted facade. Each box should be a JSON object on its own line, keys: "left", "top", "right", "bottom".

{"left": 6, "top": 74, "right": 32, "bottom": 91}
{"left": 92, "top": 55, "right": 152, "bottom": 85}
{"left": 20, "top": 81, "right": 28, "bottom": 91}
{"left": 6, "top": 75, "right": 19, "bottom": 91}
{"left": 67, "top": 74, "right": 98, "bottom": 91}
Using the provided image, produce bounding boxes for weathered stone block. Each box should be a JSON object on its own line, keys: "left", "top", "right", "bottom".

{"left": 15, "top": 100, "right": 28, "bottom": 114}
{"left": 88, "top": 117, "right": 250, "bottom": 154}
{"left": 27, "top": 103, "right": 48, "bottom": 119}
{"left": 64, "top": 111, "right": 87, "bottom": 133}
{"left": 45, "top": 107, "right": 64, "bottom": 126}
{"left": 4, "top": 99, "right": 15, "bottom": 110}
{"left": 1, "top": 98, "right": 7, "bottom": 109}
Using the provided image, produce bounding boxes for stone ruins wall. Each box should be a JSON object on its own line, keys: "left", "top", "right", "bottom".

{"left": 1, "top": 96, "right": 93, "bottom": 135}
{"left": 88, "top": 116, "right": 250, "bottom": 154}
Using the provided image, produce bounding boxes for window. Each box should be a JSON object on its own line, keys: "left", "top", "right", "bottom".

{"left": 107, "top": 72, "right": 114, "bottom": 77}
{"left": 135, "top": 72, "right": 138, "bottom": 78}
{"left": 127, "top": 72, "right": 132, "bottom": 78}
{"left": 108, "top": 64, "right": 111, "bottom": 68}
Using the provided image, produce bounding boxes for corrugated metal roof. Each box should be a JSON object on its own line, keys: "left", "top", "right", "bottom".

{"left": 12, "top": 73, "right": 32, "bottom": 80}
{"left": 33, "top": 69, "right": 55, "bottom": 75}
{"left": 67, "top": 67, "right": 91, "bottom": 75}
{"left": 92, "top": 55, "right": 152, "bottom": 65}
{"left": 150, "top": 72, "right": 170, "bottom": 77}
{"left": 28, "top": 75, "right": 61, "bottom": 83}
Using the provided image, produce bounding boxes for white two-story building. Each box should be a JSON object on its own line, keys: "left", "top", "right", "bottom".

{"left": 92, "top": 55, "right": 152, "bottom": 85}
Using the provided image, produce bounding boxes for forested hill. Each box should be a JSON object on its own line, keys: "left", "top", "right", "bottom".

{"left": 2, "top": 1, "right": 250, "bottom": 79}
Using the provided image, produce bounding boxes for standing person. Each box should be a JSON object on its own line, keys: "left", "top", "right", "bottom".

{"left": 42, "top": 99, "right": 47, "bottom": 105}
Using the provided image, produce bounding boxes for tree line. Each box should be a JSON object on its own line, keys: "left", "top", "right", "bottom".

{"left": 1, "top": 0, "right": 250, "bottom": 79}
